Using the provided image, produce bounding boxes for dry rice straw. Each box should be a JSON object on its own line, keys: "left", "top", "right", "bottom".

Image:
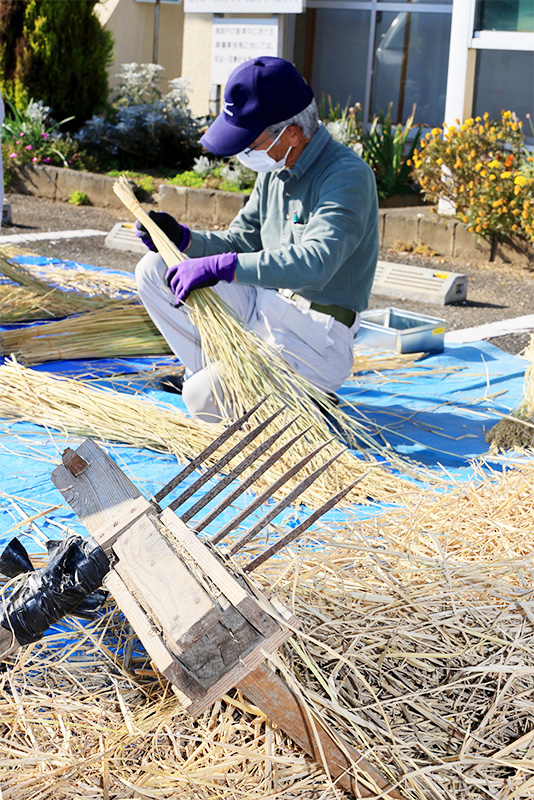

{"left": 486, "top": 334, "right": 534, "bottom": 451}
{"left": 2, "top": 461, "right": 534, "bottom": 799}
{"left": 1, "top": 295, "right": 429, "bottom": 373}
{"left": 0, "top": 357, "right": 407, "bottom": 506}
{"left": 1, "top": 304, "right": 171, "bottom": 363}
{"left": 112, "top": 176, "right": 420, "bottom": 498}
{"left": 0, "top": 250, "right": 136, "bottom": 322}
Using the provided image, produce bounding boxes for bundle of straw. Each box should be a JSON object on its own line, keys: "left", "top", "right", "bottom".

{"left": 0, "top": 358, "right": 408, "bottom": 506}
{"left": 0, "top": 251, "right": 137, "bottom": 322}
{"left": 1, "top": 304, "right": 170, "bottom": 363}
{"left": 486, "top": 335, "right": 534, "bottom": 450}
{"left": 2, "top": 461, "right": 534, "bottom": 799}
{"left": 112, "top": 176, "right": 418, "bottom": 496}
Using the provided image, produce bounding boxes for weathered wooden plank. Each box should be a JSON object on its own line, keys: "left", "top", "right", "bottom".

{"left": 105, "top": 570, "right": 205, "bottom": 707}
{"left": 112, "top": 511, "right": 222, "bottom": 654}
{"left": 51, "top": 440, "right": 145, "bottom": 534}
{"left": 185, "top": 604, "right": 296, "bottom": 717}
{"left": 161, "top": 508, "right": 279, "bottom": 639}
{"left": 179, "top": 604, "right": 261, "bottom": 687}
{"left": 238, "top": 663, "right": 405, "bottom": 800}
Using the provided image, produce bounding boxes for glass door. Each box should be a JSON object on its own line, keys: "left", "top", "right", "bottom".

{"left": 296, "top": 1, "right": 454, "bottom": 127}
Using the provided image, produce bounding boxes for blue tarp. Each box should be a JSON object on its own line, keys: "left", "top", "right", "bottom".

{"left": 1, "top": 257, "right": 529, "bottom": 552}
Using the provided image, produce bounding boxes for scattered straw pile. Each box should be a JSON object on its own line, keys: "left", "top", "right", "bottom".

{"left": 0, "top": 251, "right": 136, "bottom": 322}
{"left": 250, "top": 462, "right": 534, "bottom": 799}
{"left": 0, "top": 601, "right": 345, "bottom": 800}
{"left": 0, "top": 358, "right": 410, "bottom": 507}
{"left": 1, "top": 304, "right": 170, "bottom": 363}
{"left": 486, "top": 335, "right": 534, "bottom": 451}
{"left": 2, "top": 461, "right": 534, "bottom": 799}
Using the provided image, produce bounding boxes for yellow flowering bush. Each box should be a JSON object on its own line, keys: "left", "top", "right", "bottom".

{"left": 409, "top": 111, "right": 534, "bottom": 243}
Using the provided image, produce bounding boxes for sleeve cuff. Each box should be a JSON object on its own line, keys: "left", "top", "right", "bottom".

{"left": 185, "top": 232, "right": 208, "bottom": 258}
{"left": 235, "top": 252, "right": 261, "bottom": 285}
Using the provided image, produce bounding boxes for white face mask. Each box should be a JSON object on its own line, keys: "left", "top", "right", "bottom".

{"left": 237, "top": 126, "right": 292, "bottom": 172}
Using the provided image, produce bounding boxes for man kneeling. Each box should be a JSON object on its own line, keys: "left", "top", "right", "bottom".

{"left": 135, "top": 56, "right": 378, "bottom": 422}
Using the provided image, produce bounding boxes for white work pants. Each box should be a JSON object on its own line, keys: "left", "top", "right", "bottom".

{"left": 136, "top": 251, "right": 359, "bottom": 421}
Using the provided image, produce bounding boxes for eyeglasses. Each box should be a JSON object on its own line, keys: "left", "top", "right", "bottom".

{"left": 243, "top": 134, "right": 272, "bottom": 155}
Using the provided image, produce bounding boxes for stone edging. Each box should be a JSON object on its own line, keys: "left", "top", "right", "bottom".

{"left": 10, "top": 164, "right": 534, "bottom": 266}
{"left": 10, "top": 164, "right": 248, "bottom": 229}
{"left": 379, "top": 207, "right": 533, "bottom": 266}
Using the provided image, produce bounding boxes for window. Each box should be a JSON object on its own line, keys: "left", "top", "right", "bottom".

{"left": 371, "top": 9, "right": 451, "bottom": 124}
{"left": 310, "top": 9, "right": 371, "bottom": 112}
{"left": 299, "top": 1, "right": 453, "bottom": 126}
{"left": 475, "top": 0, "right": 534, "bottom": 33}
{"left": 473, "top": 49, "right": 534, "bottom": 126}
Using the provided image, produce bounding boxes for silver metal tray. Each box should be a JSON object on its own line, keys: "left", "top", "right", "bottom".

{"left": 357, "top": 307, "right": 446, "bottom": 353}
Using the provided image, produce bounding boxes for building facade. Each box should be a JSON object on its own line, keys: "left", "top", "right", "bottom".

{"left": 97, "top": 0, "right": 534, "bottom": 131}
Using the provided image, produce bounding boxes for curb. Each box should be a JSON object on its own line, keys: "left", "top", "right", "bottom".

{"left": 379, "top": 207, "right": 534, "bottom": 266}
{"left": 9, "top": 164, "right": 534, "bottom": 267}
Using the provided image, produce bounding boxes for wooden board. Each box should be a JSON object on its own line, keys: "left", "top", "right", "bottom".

{"left": 238, "top": 664, "right": 405, "bottom": 800}
{"left": 51, "top": 440, "right": 145, "bottom": 535}
{"left": 105, "top": 570, "right": 205, "bottom": 708}
{"left": 112, "top": 510, "right": 222, "bottom": 655}
{"left": 161, "top": 509, "right": 280, "bottom": 639}
{"left": 185, "top": 603, "right": 296, "bottom": 717}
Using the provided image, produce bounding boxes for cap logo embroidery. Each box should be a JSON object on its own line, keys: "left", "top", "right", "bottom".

{"left": 223, "top": 101, "right": 234, "bottom": 117}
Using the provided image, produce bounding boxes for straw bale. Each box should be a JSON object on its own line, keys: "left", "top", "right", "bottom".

{"left": 1, "top": 305, "right": 170, "bottom": 363}
{"left": 0, "top": 251, "right": 137, "bottom": 322}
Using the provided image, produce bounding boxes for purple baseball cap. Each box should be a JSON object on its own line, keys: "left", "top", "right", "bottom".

{"left": 200, "top": 56, "right": 314, "bottom": 157}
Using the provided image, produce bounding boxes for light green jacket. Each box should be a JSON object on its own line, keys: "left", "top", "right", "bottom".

{"left": 187, "top": 124, "right": 379, "bottom": 312}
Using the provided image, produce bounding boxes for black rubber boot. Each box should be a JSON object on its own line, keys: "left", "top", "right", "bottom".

{"left": 313, "top": 391, "right": 340, "bottom": 415}
{"left": 159, "top": 374, "right": 185, "bottom": 394}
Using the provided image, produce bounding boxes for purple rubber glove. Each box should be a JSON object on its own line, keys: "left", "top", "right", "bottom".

{"left": 135, "top": 210, "right": 191, "bottom": 252}
{"left": 165, "top": 253, "right": 237, "bottom": 305}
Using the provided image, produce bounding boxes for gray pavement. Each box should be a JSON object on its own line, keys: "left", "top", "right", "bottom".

{"left": 3, "top": 192, "right": 534, "bottom": 355}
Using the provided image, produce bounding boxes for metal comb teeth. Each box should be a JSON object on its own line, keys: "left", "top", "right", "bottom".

{"left": 154, "top": 396, "right": 269, "bottom": 504}
{"left": 169, "top": 405, "right": 286, "bottom": 513}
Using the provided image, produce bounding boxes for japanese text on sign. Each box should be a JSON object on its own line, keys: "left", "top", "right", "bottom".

{"left": 186, "top": 0, "right": 302, "bottom": 13}
{"left": 211, "top": 19, "right": 279, "bottom": 86}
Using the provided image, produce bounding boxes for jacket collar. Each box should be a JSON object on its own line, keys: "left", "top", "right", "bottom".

{"left": 278, "top": 122, "right": 331, "bottom": 182}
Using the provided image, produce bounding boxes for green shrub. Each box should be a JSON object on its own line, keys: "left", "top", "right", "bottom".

{"left": 320, "top": 96, "right": 363, "bottom": 147}
{"left": 168, "top": 171, "right": 206, "bottom": 189}
{"left": 361, "top": 105, "right": 422, "bottom": 199}
{"left": 106, "top": 170, "right": 156, "bottom": 196}
{"left": 167, "top": 156, "right": 255, "bottom": 194}
{"left": 410, "top": 111, "right": 534, "bottom": 243}
{"left": 0, "top": 0, "right": 27, "bottom": 109}
{"left": 320, "top": 98, "right": 422, "bottom": 198}
{"left": 0, "top": 0, "right": 113, "bottom": 127}
{"left": 76, "top": 64, "right": 202, "bottom": 173}
{"left": 68, "top": 191, "right": 90, "bottom": 206}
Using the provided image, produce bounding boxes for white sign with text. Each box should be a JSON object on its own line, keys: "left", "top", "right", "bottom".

{"left": 186, "top": 0, "right": 302, "bottom": 14}
{"left": 211, "top": 18, "right": 279, "bottom": 86}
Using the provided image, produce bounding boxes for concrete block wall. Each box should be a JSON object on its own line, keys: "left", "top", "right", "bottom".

{"left": 379, "top": 207, "right": 533, "bottom": 267}
{"left": 10, "top": 165, "right": 249, "bottom": 227}
{"left": 11, "top": 164, "right": 123, "bottom": 209}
